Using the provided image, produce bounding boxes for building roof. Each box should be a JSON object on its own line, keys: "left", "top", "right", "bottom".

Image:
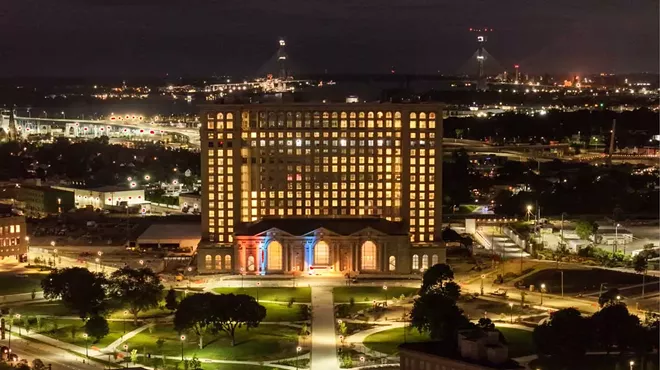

{"left": 235, "top": 217, "right": 408, "bottom": 236}
{"left": 399, "top": 342, "right": 522, "bottom": 370}
{"left": 137, "top": 223, "right": 201, "bottom": 242}
{"left": 56, "top": 185, "right": 140, "bottom": 193}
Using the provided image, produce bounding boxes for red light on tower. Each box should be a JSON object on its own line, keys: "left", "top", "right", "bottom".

{"left": 514, "top": 65, "right": 519, "bottom": 69}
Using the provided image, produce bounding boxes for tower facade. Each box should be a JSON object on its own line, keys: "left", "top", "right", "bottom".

{"left": 197, "top": 103, "right": 445, "bottom": 275}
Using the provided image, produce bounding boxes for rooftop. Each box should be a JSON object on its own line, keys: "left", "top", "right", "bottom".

{"left": 57, "top": 185, "right": 140, "bottom": 193}
{"left": 235, "top": 217, "right": 408, "bottom": 236}
{"left": 137, "top": 223, "right": 201, "bottom": 241}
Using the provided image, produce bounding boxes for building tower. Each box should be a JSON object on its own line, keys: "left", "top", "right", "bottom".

{"left": 469, "top": 28, "right": 493, "bottom": 91}
{"left": 514, "top": 64, "right": 520, "bottom": 84}
{"left": 8, "top": 109, "right": 17, "bottom": 140}
{"left": 275, "top": 38, "right": 288, "bottom": 92}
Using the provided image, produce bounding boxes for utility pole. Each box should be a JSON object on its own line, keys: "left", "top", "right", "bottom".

{"left": 607, "top": 119, "right": 616, "bottom": 166}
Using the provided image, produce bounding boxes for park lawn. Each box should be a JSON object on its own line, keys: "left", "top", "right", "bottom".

{"left": 363, "top": 327, "right": 429, "bottom": 355}
{"left": 211, "top": 287, "right": 311, "bottom": 303}
{"left": 138, "top": 358, "right": 282, "bottom": 370}
{"left": 107, "top": 306, "right": 173, "bottom": 320}
{"left": 38, "top": 318, "right": 128, "bottom": 348}
{"left": 333, "top": 286, "right": 418, "bottom": 304}
{"left": 13, "top": 301, "right": 71, "bottom": 317}
{"left": 127, "top": 323, "right": 300, "bottom": 362}
{"left": 363, "top": 327, "right": 534, "bottom": 358}
{"left": 498, "top": 327, "right": 534, "bottom": 358}
{"left": 262, "top": 302, "right": 307, "bottom": 322}
{"left": 0, "top": 272, "right": 46, "bottom": 295}
{"left": 522, "top": 268, "right": 659, "bottom": 295}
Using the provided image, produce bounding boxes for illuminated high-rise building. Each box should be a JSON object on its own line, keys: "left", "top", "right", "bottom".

{"left": 197, "top": 103, "right": 445, "bottom": 275}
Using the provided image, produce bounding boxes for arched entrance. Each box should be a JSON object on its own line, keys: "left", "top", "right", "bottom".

{"left": 267, "top": 241, "right": 283, "bottom": 271}
{"left": 314, "top": 241, "right": 330, "bottom": 265}
{"left": 360, "top": 241, "right": 377, "bottom": 270}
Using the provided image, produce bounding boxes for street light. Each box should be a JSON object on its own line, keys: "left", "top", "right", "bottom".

{"left": 256, "top": 281, "right": 261, "bottom": 302}
{"left": 615, "top": 223, "right": 621, "bottom": 254}
{"left": 629, "top": 360, "right": 635, "bottom": 370}
{"left": 540, "top": 284, "right": 546, "bottom": 305}
{"left": 296, "top": 346, "right": 302, "bottom": 370}
{"left": 180, "top": 335, "right": 186, "bottom": 362}
{"left": 480, "top": 274, "right": 485, "bottom": 296}
{"left": 82, "top": 333, "right": 89, "bottom": 358}
{"left": 383, "top": 285, "right": 388, "bottom": 307}
{"left": 123, "top": 310, "right": 129, "bottom": 339}
{"left": 526, "top": 205, "right": 533, "bottom": 222}
{"left": 95, "top": 257, "right": 100, "bottom": 272}
{"left": 509, "top": 302, "right": 514, "bottom": 323}
{"left": 123, "top": 344, "right": 129, "bottom": 368}
{"left": 139, "top": 260, "right": 144, "bottom": 266}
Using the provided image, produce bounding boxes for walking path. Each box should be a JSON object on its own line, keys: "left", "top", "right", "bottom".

{"left": 310, "top": 286, "right": 340, "bottom": 370}
{"left": 104, "top": 323, "right": 153, "bottom": 352}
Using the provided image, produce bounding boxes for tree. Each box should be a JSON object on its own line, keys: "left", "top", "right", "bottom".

{"left": 109, "top": 267, "right": 164, "bottom": 325}
{"left": 633, "top": 253, "right": 649, "bottom": 298}
{"left": 210, "top": 294, "right": 267, "bottom": 346}
{"left": 420, "top": 263, "right": 459, "bottom": 300}
{"left": 476, "top": 318, "right": 495, "bottom": 331}
{"left": 85, "top": 315, "right": 110, "bottom": 343}
{"left": 591, "top": 303, "right": 641, "bottom": 353}
{"left": 598, "top": 288, "right": 620, "bottom": 307}
{"left": 165, "top": 288, "right": 179, "bottom": 311}
{"left": 532, "top": 308, "right": 590, "bottom": 362}
{"left": 31, "top": 359, "right": 46, "bottom": 370}
{"left": 174, "top": 293, "right": 216, "bottom": 349}
{"left": 575, "top": 220, "right": 597, "bottom": 241}
{"left": 410, "top": 292, "right": 470, "bottom": 346}
{"left": 41, "top": 267, "right": 106, "bottom": 320}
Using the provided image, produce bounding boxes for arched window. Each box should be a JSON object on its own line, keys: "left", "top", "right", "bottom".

{"left": 432, "top": 254, "right": 439, "bottom": 266}
{"left": 247, "top": 255, "right": 255, "bottom": 271}
{"left": 389, "top": 256, "right": 396, "bottom": 271}
{"left": 360, "top": 241, "right": 377, "bottom": 270}
{"left": 422, "top": 255, "right": 429, "bottom": 270}
{"left": 314, "top": 241, "right": 330, "bottom": 265}
{"left": 205, "top": 255, "right": 212, "bottom": 270}
{"left": 267, "top": 241, "right": 283, "bottom": 270}
{"left": 412, "top": 254, "right": 419, "bottom": 270}
{"left": 216, "top": 113, "right": 224, "bottom": 120}
{"left": 224, "top": 255, "right": 232, "bottom": 270}
{"left": 215, "top": 255, "right": 222, "bottom": 270}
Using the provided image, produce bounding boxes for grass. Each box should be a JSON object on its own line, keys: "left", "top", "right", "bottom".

{"left": 362, "top": 326, "right": 534, "bottom": 358}
{"left": 35, "top": 318, "right": 129, "bottom": 348}
{"left": 498, "top": 327, "right": 534, "bottom": 358}
{"left": 333, "top": 286, "right": 418, "bottom": 303}
{"left": 139, "top": 360, "right": 284, "bottom": 370}
{"left": 126, "top": 323, "right": 302, "bottom": 362}
{"left": 262, "top": 302, "right": 309, "bottom": 322}
{"left": 0, "top": 272, "right": 46, "bottom": 295}
{"left": 363, "top": 327, "right": 429, "bottom": 355}
{"left": 11, "top": 301, "right": 71, "bottom": 317}
{"left": 522, "top": 267, "right": 659, "bottom": 295}
{"left": 211, "top": 287, "right": 311, "bottom": 303}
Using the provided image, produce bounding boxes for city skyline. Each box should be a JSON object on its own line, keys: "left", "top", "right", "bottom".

{"left": 0, "top": 0, "right": 657, "bottom": 77}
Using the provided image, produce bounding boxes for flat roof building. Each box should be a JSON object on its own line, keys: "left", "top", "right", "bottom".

{"left": 198, "top": 102, "right": 445, "bottom": 275}
{"left": 0, "top": 212, "right": 27, "bottom": 260}
{"left": 53, "top": 185, "right": 146, "bottom": 209}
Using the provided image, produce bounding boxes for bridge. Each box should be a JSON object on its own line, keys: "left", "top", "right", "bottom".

{"left": 4, "top": 115, "right": 200, "bottom": 147}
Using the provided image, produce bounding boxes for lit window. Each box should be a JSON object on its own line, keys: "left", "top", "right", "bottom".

{"left": 432, "top": 254, "right": 439, "bottom": 266}
{"left": 215, "top": 255, "right": 222, "bottom": 270}
{"left": 267, "top": 241, "right": 283, "bottom": 270}
{"left": 412, "top": 254, "right": 419, "bottom": 270}
{"left": 225, "top": 255, "right": 232, "bottom": 270}
{"left": 247, "top": 255, "right": 255, "bottom": 271}
{"left": 422, "top": 255, "right": 429, "bottom": 269}
{"left": 314, "top": 241, "right": 330, "bottom": 265}
{"left": 360, "top": 241, "right": 377, "bottom": 270}
{"left": 389, "top": 256, "right": 396, "bottom": 271}
{"left": 205, "top": 255, "right": 212, "bottom": 270}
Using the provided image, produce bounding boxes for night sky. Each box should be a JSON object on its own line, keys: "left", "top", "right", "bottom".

{"left": 0, "top": 0, "right": 657, "bottom": 78}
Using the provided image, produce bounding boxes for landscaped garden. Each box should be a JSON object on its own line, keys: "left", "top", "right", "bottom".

{"left": 127, "top": 323, "right": 304, "bottom": 362}
{"left": 211, "top": 287, "right": 311, "bottom": 303}
{"left": 333, "top": 286, "right": 418, "bottom": 303}
{"left": 0, "top": 271, "right": 47, "bottom": 295}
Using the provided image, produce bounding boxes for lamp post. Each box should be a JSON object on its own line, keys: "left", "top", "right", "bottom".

{"left": 180, "top": 335, "right": 186, "bottom": 362}
{"left": 8, "top": 316, "right": 13, "bottom": 349}
{"left": 256, "top": 281, "right": 261, "bottom": 303}
{"left": 480, "top": 274, "right": 485, "bottom": 296}
{"left": 123, "top": 344, "right": 129, "bottom": 368}
{"left": 83, "top": 333, "right": 89, "bottom": 358}
{"left": 123, "top": 310, "right": 129, "bottom": 339}
{"left": 296, "top": 346, "right": 302, "bottom": 370}
{"left": 629, "top": 360, "right": 635, "bottom": 370}
{"left": 540, "top": 284, "right": 546, "bottom": 305}
{"left": 509, "top": 302, "right": 514, "bottom": 323}
{"left": 526, "top": 205, "right": 533, "bottom": 222}
{"left": 95, "top": 257, "right": 100, "bottom": 272}
{"left": 614, "top": 223, "right": 620, "bottom": 254}
{"left": 383, "top": 285, "right": 388, "bottom": 307}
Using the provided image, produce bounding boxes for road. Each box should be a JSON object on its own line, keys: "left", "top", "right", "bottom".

{"left": 5, "top": 335, "right": 101, "bottom": 370}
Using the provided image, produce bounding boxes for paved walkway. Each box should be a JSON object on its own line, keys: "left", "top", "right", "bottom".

{"left": 310, "top": 286, "right": 340, "bottom": 370}
{"left": 104, "top": 323, "right": 153, "bottom": 352}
